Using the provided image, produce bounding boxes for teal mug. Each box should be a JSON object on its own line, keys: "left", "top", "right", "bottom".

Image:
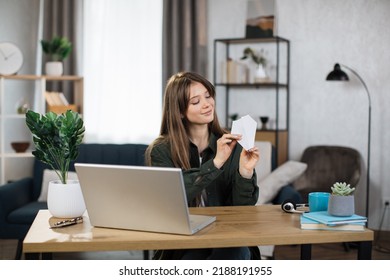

{"left": 308, "top": 192, "right": 330, "bottom": 212}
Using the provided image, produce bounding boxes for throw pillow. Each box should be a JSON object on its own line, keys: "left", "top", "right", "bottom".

{"left": 256, "top": 161, "right": 307, "bottom": 205}
{"left": 38, "top": 169, "right": 79, "bottom": 202}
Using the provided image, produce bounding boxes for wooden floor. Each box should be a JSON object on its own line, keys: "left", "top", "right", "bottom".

{"left": 1, "top": 231, "right": 390, "bottom": 260}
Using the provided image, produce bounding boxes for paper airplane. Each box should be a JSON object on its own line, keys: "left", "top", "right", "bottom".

{"left": 231, "top": 115, "right": 257, "bottom": 151}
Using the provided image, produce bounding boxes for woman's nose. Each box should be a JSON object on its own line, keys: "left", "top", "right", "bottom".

{"left": 202, "top": 98, "right": 211, "bottom": 108}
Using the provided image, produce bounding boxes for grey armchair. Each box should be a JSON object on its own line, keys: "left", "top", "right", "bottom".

{"left": 293, "top": 145, "right": 362, "bottom": 204}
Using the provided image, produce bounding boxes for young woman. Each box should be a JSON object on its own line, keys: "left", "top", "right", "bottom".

{"left": 146, "top": 71, "right": 260, "bottom": 260}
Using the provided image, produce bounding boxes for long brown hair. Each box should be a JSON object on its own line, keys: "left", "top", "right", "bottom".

{"left": 146, "top": 72, "right": 226, "bottom": 170}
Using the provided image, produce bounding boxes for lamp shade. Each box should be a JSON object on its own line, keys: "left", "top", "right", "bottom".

{"left": 326, "top": 63, "right": 349, "bottom": 81}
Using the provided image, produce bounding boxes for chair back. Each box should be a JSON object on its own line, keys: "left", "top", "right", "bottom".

{"left": 293, "top": 145, "right": 362, "bottom": 201}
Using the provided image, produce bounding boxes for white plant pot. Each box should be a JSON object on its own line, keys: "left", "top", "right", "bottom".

{"left": 45, "top": 61, "right": 63, "bottom": 76}
{"left": 47, "top": 180, "right": 86, "bottom": 218}
{"left": 254, "top": 64, "right": 269, "bottom": 83}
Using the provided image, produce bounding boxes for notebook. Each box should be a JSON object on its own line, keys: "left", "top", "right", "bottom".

{"left": 302, "top": 211, "right": 367, "bottom": 226}
{"left": 74, "top": 163, "right": 216, "bottom": 235}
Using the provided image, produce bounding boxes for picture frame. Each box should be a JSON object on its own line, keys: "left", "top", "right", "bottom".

{"left": 245, "top": 0, "right": 275, "bottom": 38}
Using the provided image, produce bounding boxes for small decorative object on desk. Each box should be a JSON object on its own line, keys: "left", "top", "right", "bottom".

{"left": 328, "top": 182, "right": 355, "bottom": 217}
{"left": 259, "top": 116, "right": 269, "bottom": 130}
{"left": 25, "top": 109, "right": 85, "bottom": 218}
{"left": 50, "top": 216, "right": 83, "bottom": 229}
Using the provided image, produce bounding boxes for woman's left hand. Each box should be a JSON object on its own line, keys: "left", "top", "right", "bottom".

{"left": 239, "top": 146, "right": 260, "bottom": 179}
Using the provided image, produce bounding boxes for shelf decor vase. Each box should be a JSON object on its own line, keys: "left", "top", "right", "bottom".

{"left": 45, "top": 61, "right": 63, "bottom": 76}
{"left": 327, "top": 194, "right": 355, "bottom": 217}
{"left": 254, "top": 64, "right": 269, "bottom": 83}
{"left": 47, "top": 180, "right": 86, "bottom": 218}
{"left": 259, "top": 116, "right": 269, "bottom": 130}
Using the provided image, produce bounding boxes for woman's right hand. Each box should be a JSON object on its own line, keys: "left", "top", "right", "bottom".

{"left": 213, "top": 134, "right": 242, "bottom": 169}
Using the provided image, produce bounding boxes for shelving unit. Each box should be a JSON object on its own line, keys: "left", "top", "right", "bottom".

{"left": 213, "top": 37, "right": 290, "bottom": 165}
{"left": 0, "top": 75, "right": 83, "bottom": 184}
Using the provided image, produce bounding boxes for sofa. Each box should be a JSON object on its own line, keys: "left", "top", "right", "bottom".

{"left": 0, "top": 143, "right": 148, "bottom": 259}
{"left": 0, "top": 141, "right": 302, "bottom": 260}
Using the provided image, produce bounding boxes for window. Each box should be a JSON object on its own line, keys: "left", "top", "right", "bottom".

{"left": 83, "top": 0, "right": 162, "bottom": 144}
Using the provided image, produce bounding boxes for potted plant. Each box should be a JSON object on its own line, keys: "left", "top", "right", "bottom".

{"left": 328, "top": 182, "right": 356, "bottom": 217}
{"left": 41, "top": 36, "right": 72, "bottom": 76}
{"left": 25, "top": 109, "right": 86, "bottom": 218}
{"left": 241, "top": 47, "right": 269, "bottom": 83}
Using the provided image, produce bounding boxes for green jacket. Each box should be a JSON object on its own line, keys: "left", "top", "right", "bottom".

{"left": 149, "top": 133, "right": 259, "bottom": 207}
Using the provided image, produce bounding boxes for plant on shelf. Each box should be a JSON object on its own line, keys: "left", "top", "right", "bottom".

{"left": 25, "top": 110, "right": 84, "bottom": 184}
{"left": 328, "top": 182, "right": 356, "bottom": 216}
{"left": 241, "top": 47, "right": 269, "bottom": 83}
{"left": 241, "top": 47, "right": 267, "bottom": 67}
{"left": 41, "top": 36, "right": 72, "bottom": 76}
{"left": 40, "top": 36, "right": 72, "bottom": 61}
{"left": 331, "top": 182, "right": 355, "bottom": 196}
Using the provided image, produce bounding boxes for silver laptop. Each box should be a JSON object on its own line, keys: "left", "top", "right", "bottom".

{"left": 74, "top": 163, "right": 216, "bottom": 235}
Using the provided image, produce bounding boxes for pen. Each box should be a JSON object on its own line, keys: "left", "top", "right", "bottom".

{"left": 50, "top": 216, "right": 83, "bottom": 228}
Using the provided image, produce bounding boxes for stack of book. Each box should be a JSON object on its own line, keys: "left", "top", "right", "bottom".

{"left": 45, "top": 91, "right": 69, "bottom": 106}
{"left": 300, "top": 211, "right": 367, "bottom": 231}
{"left": 220, "top": 59, "right": 249, "bottom": 84}
{"left": 45, "top": 91, "right": 77, "bottom": 114}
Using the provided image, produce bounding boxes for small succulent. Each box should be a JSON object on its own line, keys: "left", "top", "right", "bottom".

{"left": 331, "top": 182, "right": 355, "bottom": 196}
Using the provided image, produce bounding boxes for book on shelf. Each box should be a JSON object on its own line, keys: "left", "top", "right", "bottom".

{"left": 300, "top": 216, "right": 365, "bottom": 231}
{"left": 44, "top": 91, "right": 69, "bottom": 106}
{"left": 45, "top": 91, "right": 77, "bottom": 114}
{"left": 302, "top": 211, "right": 367, "bottom": 226}
{"left": 58, "top": 92, "right": 69, "bottom": 105}
{"left": 221, "top": 59, "right": 248, "bottom": 84}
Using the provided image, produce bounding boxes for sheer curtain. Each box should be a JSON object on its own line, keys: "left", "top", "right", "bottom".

{"left": 83, "top": 0, "right": 162, "bottom": 144}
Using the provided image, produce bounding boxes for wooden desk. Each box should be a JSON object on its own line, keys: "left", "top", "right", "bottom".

{"left": 23, "top": 205, "right": 374, "bottom": 259}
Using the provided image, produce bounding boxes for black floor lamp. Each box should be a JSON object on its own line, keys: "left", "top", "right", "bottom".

{"left": 326, "top": 63, "right": 371, "bottom": 219}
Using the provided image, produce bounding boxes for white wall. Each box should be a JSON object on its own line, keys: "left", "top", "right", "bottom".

{"left": 0, "top": 0, "right": 40, "bottom": 74}
{"left": 208, "top": 0, "right": 390, "bottom": 230}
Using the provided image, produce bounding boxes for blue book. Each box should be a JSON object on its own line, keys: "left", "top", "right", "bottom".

{"left": 302, "top": 211, "right": 367, "bottom": 226}
{"left": 300, "top": 216, "right": 365, "bottom": 231}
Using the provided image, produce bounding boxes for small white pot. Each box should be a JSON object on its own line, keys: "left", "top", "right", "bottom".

{"left": 254, "top": 64, "right": 269, "bottom": 83}
{"left": 45, "top": 61, "right": 63, "bottom": 76}
{"left": 47, "top": 180, "right": 86, "bottom": 218}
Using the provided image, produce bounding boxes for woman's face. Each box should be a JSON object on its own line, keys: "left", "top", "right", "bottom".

{"left": 185, "top": 81, "right": 215, "bottom": 125}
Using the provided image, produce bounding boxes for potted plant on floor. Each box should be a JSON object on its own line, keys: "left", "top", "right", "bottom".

{"left": 41, "top": 36, "right": 72, "bottom": 76}
{"left": 25, "top": 109, "right": 85, "bottom": 218}
{"left": 328, "top": 182, "right": 356, "bottom": 217}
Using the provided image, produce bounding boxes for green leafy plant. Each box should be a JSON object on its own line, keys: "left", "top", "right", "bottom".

{"left": 41, "top": 36, "right": 72, "bottom": 61}
{"left": 241, "top": 47, "right": 267, "bottom": 66}
{"left": 331, "top": 182, "right": 355, "bottom": 196}
{"left": 25, "top": 110, "right": 85, "bottom": 184}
